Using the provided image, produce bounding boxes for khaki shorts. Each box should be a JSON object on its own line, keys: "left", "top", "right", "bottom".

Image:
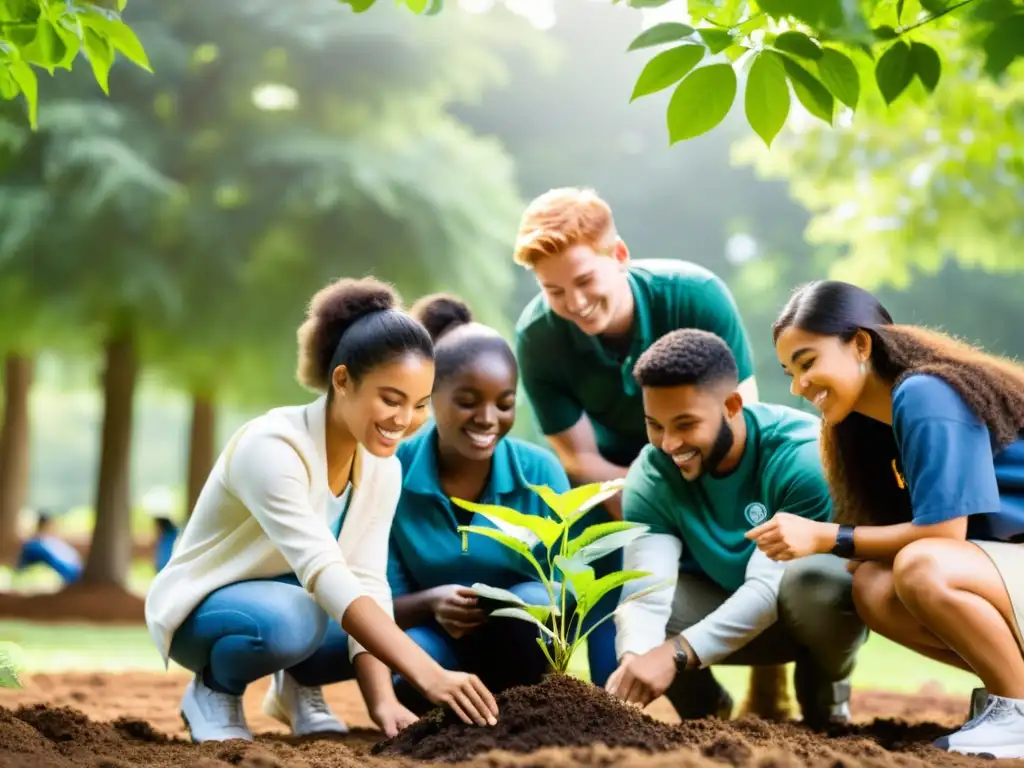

{"left": 974, "top": 539, "right": 1024, "bottom": 651}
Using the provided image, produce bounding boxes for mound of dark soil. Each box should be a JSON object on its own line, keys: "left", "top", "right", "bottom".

{"left": 0, "top": 679, "right": 1010, "bottom": 768}
{"left": 374, "top": 674, "right": 690, "bottom": 762}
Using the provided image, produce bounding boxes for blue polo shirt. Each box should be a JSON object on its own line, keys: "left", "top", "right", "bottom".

{"left": 388, "top": 424, "right": 571, "bottom": 596}
{"left": 894, "top": 374, "right": 1024, "bottom": 541}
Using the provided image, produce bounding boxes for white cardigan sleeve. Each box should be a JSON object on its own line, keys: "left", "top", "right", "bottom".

{"left": 227, "top": 429, "right": 366, "bottom": 626}
{"left": 615, "top": 532, "right": 683, "bottom": 659}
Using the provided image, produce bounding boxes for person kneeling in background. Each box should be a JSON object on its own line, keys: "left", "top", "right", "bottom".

{"left": 606, "top": 329, "right": 867, "bottom": 729}
{"left": 17, "top": 511, "right": 83, "bottom": 585}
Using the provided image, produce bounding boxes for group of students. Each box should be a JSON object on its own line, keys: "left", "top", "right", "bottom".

{"left": 145, "top": 187, "right": 1024, "bottom": 759}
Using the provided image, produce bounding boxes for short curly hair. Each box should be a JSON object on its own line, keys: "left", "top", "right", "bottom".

{"left": 633, "top": 329, "right": 739, "bottom": 389}
{"left": 296, "top": 276, "right": 433, "bottom": 392}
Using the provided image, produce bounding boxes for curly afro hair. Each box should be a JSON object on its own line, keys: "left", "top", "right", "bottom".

{"left": 296, "top": 276, "right": 432, "bottom": 392}
{"left": 633, "top": 329, "right": 739, "bottom": 389}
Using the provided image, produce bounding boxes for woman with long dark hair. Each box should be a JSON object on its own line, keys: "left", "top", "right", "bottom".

{"left": 748, "top": 280, "right": 1024, "bottom": 758}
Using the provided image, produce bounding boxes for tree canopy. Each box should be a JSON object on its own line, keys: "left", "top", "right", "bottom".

{"left": 0, "top": 0, "right": 151, "bottom": 126}
{"left": 344, "top": 0, "right": 1024, "bottom": 148}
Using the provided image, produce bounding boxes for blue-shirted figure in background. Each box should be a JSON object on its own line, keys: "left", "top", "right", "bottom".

{"left": 389, "top": 294, "right": 614, "bottom": 711}
{"left": 154, "top": 517, "right": 178, "bottom": 573}
{"left": 765, "top": 280, "right": 1024, "bottom": 759}
{"left": 17, "top": 511, "right": 82, "bottom": 584}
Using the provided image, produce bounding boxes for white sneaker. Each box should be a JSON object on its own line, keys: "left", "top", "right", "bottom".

{"left": 262, "top": 670, "right": 347, "bottom": 736}
{"left": 180, "top": 676, "right": 253, "bottom": 743}
{"left": 934, "top": 694, "right": 1024, "bottom": 758}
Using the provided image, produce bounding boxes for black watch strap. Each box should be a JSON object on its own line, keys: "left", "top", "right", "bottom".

{"left": 831, "top": 524, "right": 856, "bottom": 559}
{"left": 672, "top": 635, "right": 689, "bottom": 672}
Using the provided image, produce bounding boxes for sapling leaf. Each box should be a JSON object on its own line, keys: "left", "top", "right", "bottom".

{"left": 491, "top": 607, "right": 557, "bottom": 639}
{"left": 529, "top": 479, "right": 626, "bottom": 523}
{"left": 565, "top": 520, "right": 647, "bottom": 558}
{"left": 458, "top": 525, "right": 548, "bottom": 582}
{"left": 524, "top": 604, "right": 558, "bottom": 623}
{"left": 571, "top": 577, "right": 675, "bottom": 647}
{"left": 0, "top": 643, "right": 23, "bottom": 689}
{"left": 536, "top": 636, "right": 557, "bottom": 670}
{"left": 578, "top": 569, "right": 651, "bottom": 617}
{"left": 469, "top": 583, "right": 527, "bottom": 606}
{"left": 471, "top": 583, "right": 561, "bottom": 615}
{"left": 452, "top": 497, "right": 564, "bottom": 548}
{"left": 553, "top": 554, "right": 596, "bottom": 599}
{"left": 616, "top": 577, "right": 677, "bottom": 608}
{"left": 565, "top": 526, "right": 650, "bottom": 565}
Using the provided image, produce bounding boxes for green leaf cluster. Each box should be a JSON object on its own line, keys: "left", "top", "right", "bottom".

{"left": 388, "top": 0, "right": 1024, "bottom": 145}
{"left": 733, "top": 31, "right": 1024, "bottom": 286}
{"left": 454, "top": 480, "right": 671, "bottom": 674}
{"left": 0, "top": 0, "right": 151, "bottom": 126}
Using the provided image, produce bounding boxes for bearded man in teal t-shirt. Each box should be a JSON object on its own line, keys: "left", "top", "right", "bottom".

{"left": 605, "top": 329, "right": 868, "bottom": 729}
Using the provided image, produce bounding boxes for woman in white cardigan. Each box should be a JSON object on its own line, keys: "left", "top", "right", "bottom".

{"left": 145, "top": 277, "right": 499, "bottom": 743}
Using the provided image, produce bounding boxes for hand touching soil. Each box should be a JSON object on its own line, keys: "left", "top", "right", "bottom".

{"left": 419, "top": 668, "right": 498, "bottom": 727}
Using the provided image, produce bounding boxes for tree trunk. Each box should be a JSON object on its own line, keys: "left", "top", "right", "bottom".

{"left": 0, "top": 354, "right": 34, "bottom": 565}
{"left": 186, "top": 394, "right": 216, "bottom": 517}
{"left": 82, "top": 333, "right": 138, "bottom": 587}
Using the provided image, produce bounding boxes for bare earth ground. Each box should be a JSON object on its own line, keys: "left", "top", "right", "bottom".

{"left": 3, "top": 669, "right": 1016, "bottom": 768}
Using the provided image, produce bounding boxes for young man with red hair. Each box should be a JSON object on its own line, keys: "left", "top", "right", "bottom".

{"left": 513, "top": 187, "right": 768, "bottom": 714}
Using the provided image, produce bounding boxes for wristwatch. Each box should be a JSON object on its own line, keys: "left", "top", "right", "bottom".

{"left": 831, "top": 524, "right": 856, "bottom": 559}
{"left": 672, "top": 635, "right": 689, "bottom": 672}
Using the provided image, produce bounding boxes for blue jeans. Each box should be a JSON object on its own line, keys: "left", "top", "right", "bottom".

{"left": 169, "top": 575, "right": 355, "bottom": 695}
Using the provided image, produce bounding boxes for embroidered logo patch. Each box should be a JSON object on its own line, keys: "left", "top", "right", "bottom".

{"left": 744, "top": 502, "right": 769, "bottom": 527}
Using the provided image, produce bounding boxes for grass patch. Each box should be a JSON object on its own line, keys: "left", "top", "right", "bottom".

{"left": 0, "top": 620, "right": 978, "bottom": 700}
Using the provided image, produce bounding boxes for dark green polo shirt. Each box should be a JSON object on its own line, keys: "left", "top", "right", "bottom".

{"left": 622, "top": 403, "right": 831, "bottom": 592}
{"left": 515, "top": 259, "right": 755, "bottom": 467}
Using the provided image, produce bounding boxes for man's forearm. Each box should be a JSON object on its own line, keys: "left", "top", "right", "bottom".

{"left": 676, "top": 549, "right": 785, "bottom": 668}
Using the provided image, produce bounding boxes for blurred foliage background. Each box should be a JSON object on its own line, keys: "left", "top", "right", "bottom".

{"left": 0, "top": 0, "right": 1021, "bottom": 590}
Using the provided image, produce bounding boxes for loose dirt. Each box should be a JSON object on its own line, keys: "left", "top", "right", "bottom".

{"left": 0, "top": 670, "right": 1013, "bottom": 768}
{"left": 0, "top": 584, "right": 146, "bottom": 623}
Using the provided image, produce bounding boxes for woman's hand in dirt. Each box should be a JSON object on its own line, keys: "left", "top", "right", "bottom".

{"left": 431, "top": 585, "right": 486, "bottom": 639}
{"left": 746, "top": 513, "right": 839, "bottom": 561}
{"left": 604, "top": 644, "right": 677, "bottom": 708}
{"left": 420, "top": 669, "right": 499, "bottom": 727}
{"left": 370, "top": 699, "right": 419, "bottom": 738}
